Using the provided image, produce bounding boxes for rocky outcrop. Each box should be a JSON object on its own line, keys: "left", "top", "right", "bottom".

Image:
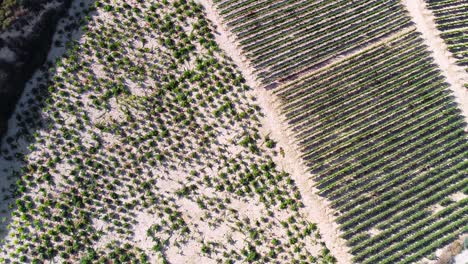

{"left": 0, "top": 0, "right": 72, "bottom": 143}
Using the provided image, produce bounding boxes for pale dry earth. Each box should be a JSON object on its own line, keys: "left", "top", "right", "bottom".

{"left": 195, "top": 0, "right": 354, "bottom": 263}
{"left": 403, "top": 0, "right": 468, "bottom": 129}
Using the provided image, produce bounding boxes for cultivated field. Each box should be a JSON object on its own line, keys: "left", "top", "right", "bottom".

{"left": 274, "top": 29, "right": 468, "bottom": 264}
{"left": 0, "top": 0, "right": 467, "bottom": 263}
{"left": 424, "top": 0, "right": 468, "bottom": 93}
{"left": 212, "top": 0, "right": 412, "bottom": 86}
{"left": 210, "top": 0, "right": 468, "bottom": 263}
{"left": 0, "top": 0, "right": 334, "bottom": 263}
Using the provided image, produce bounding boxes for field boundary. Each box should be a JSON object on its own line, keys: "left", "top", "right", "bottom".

{"left": 273, "top": 26, "right": 416, "bottom": 94}
{"left": 196, "top": 0, "right": 354, "bottom": 263}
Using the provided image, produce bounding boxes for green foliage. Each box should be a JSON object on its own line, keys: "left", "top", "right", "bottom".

{"left": 0, "top": 0, "right": 332, "bottom": 263}
{"left": 0, "top": 0, "right": 18, "bottom": 29}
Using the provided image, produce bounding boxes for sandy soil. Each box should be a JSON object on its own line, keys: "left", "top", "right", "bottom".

{"left": 434, "top": 235, "right": 468, "bottom": 264}
{"left": 0, "top": 0, "right": 92, "bottom": 246}
{"left": 195, "top": 0, "right": 354, "bottom": 263}
{"left": 0, "top": 1, "right": 61, "bottom": 39}
{"left": 0, "top": 0, "right": 335, "bottom": 262}
{"left": 403, "top": 0, "right": 468, "bottom": 129}
{"left": 454, "top": 249, "right": 468, "bottom": 264}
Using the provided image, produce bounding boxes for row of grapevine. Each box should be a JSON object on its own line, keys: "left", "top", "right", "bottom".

{"left": 425, "top": 0, "right": 468, "bottom": 82}
{"left": 272, "top": 29, "right": 468, "bottom": 263}
{"left": 0, "top": 0, "right": 335, "bottom": 263}
{"left": 212, "top": 0, "right": 412, "bottom": 86}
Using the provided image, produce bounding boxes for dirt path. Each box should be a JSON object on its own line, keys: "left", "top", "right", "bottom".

{"left": 403, "top": 0, "right": 468, "bottom": 129}
{"left": 195, "top": 0, "right": 354, "bottom": 263}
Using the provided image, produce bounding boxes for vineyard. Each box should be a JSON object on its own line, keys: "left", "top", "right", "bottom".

{"left": 0, "top": 0, "right": 467, "bottom": 263}
{"left": 424, "top": 0, "right": 468, "bottom": 92}
{"left": 0, "top": 0, "right": 334, "bottom": 263}
{"left": 212, "top": 0, "right": 468, "bottom": 263}
{"left": 274, "top": 30, "right": 468, "bottom": 263}
{"left": 425, "top": 0, "right": 468, "bottom": 70}
{"left": 212, "top": 0, "right": 412, "bottom": 86}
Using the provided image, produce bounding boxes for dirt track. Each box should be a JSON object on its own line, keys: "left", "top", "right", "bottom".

{"left": 195, "top": 0, "right": 354, "bottom": 263}
{"left": 195, "top": 0, "right": 468, "bottom": 263}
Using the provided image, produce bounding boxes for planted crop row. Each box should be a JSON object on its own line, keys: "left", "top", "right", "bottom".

{"left": 272, "top": 29, "right": 468, "bottom": 263}
{"left": 426, "top": 0, "right": 468, "bottom": 84}
{"left": 213, "top": 0, "right": 411, "bottom": 86}
{"left": 0, "top": 0, "right": 336, "bottom": 263}
{"left": 213, "top": 0, "right": 468, "bottom": 262}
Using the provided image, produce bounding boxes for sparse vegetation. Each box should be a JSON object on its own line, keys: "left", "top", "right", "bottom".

{"left": 0, "top": 0, "right": 332, "bottom": 263}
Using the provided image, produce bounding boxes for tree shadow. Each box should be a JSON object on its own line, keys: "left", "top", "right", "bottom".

{"left": 0, "top": 0, "right": 97, "bottom": 249}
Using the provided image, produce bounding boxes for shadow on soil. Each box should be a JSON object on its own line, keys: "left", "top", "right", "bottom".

{"left": 0, "top": 0, "right": 97, "bottom": 248}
